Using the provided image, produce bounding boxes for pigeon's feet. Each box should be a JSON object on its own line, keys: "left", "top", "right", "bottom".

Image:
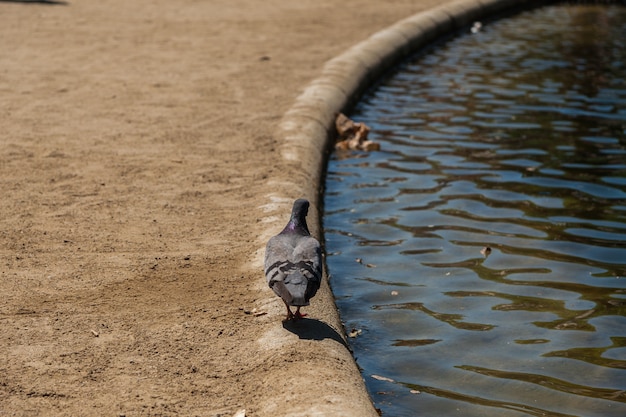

{"left": 283, "top": 304, "right": 296, "bottom": 321}
{"left": 293, "top": 307, "right": 308, "bottom": 320}
{"left": 282, "top": 306, "right": 307, "bottom": 321}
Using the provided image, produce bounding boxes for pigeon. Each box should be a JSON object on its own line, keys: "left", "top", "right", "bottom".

{"left": 264, "top": 198, "right": 322, "bottom": 320}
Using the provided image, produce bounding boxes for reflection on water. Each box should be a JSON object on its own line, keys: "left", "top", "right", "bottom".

{"left": 323, "top": 4, "right": 626, "bottom": 417}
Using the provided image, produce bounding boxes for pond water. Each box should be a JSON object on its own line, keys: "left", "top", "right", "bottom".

{"left": 323, "top": 4, "right": 626, "bottom": 417}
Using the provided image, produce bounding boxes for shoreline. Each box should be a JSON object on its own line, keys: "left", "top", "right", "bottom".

{"left": 263, "top": 0, "right": 560, "bottom": 415}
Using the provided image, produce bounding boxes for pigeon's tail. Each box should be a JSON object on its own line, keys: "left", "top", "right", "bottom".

{"left": 287, "top": 294, "right": 309, "bottom": 307}
{"left": 284, "top": 273, "right": 311, "bottom": 307}
{"left": 268, "top": 281, "right": 292, "bottom": 305}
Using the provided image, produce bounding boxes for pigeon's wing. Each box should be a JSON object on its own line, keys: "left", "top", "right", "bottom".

{"left": 264, "top": 234, "right": 291, "bottom": 286}
{"left": 264, "top": 235, "right": 294, "bottom": 303}
{"left": 292, "top": 235, "right": 322, "bottom": 301}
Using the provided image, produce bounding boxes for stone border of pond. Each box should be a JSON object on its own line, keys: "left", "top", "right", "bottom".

{"left": 261, "top": 0, "right": 577, "bottom": 415}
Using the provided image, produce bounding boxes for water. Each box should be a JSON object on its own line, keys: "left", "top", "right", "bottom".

{"left": 323, "top": 4, "right": 626, "bottom": 417}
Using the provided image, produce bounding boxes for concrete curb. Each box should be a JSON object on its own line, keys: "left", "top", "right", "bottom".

{"left": 261, "top": 0, "right": 539, "bottom": 415}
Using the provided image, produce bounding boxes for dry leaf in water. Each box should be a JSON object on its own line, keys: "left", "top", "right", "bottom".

{"left": 335, "top": 113, "right": 380, "bottom": 151}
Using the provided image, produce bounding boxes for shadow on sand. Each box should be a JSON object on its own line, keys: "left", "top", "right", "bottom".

{"left": 282, "top": 318, "right": 348, "bottom": 348}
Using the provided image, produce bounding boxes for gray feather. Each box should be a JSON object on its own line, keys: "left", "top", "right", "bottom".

{"left": 264, "top": 199, "right": 322, "bottom": 307}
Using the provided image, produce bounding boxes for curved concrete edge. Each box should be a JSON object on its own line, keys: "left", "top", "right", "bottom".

{"left": 257, "top": 0, "right": 540, "bottom": 415}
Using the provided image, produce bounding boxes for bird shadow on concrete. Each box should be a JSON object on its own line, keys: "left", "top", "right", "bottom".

{"left": 282, "top": 318, "right": 348, "bottom": 348}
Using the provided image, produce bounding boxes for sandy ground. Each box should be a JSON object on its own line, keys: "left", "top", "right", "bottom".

{"left": 0, "top": 0, "right": 455, "bottom": 416}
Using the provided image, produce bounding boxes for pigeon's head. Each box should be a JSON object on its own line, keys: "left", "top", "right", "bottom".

{"left": 286, "top": 198, "right": 310, "bottom": 234}
{"left": 292, "top": 198, "right": 309, "bottom": 217}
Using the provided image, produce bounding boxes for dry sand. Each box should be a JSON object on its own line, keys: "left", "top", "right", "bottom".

{"left": 0, "top": 0, "right": 457, "bottom": 415}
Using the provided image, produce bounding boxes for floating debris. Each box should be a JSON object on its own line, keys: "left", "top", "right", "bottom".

{"left": 471, "top": 21, "right": 483, "bottom": 34}
{"left": 335, "top": 113, "right": 380, "bottom": 151}
{"left": 371, "top": 374, "right": 395, "bottom": 383}
{"left": 355, "top": 257, "right": 376, "bottom": 268}
{"left": 348, "top": 328, "right": 362, "bottom": 338}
